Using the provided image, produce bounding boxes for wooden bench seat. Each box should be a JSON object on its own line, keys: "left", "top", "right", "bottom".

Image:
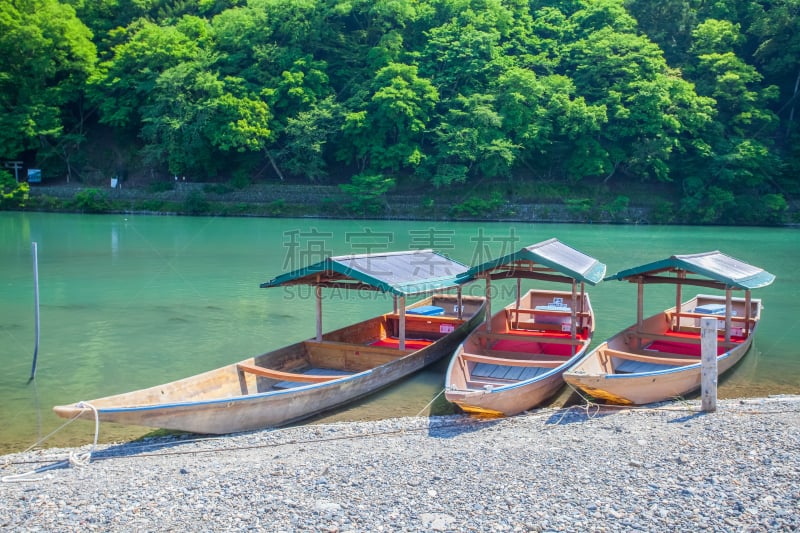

{"left": 304, "top": 340, "right": 415, "bottom": 357}
{"left": 460, "top": 352, "right": 564, "bottom": 368}
{"left": 469, "top": 363, "right": 554, "bottom": 384}
{"left": 615, "top": 360, "right": 682, "bottom": 374}
{"left": 625, "top": 330, "right": 742, "bottom": 350}
{"left": 385, "top": 313, "right": 463, "bottom": 323}
{"left": 478, "top": 331, "right": 586, "bottom": 346}
{"left": 507, "top": 308, "right": 590, "bottom": 317}
{"left": 601, "top": 348, "right": 699, "bottom": 366}
{"left": 236, "top": 363, "right": 348, "bottom": 383}
{"left": 666, "top": 310, "right": 753, "bottom": 323}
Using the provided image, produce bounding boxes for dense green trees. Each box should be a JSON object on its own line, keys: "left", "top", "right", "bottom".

{"left": 0, "top": 0, "right": 96, "bottom": 177}
{"left": 1, "top": 0, "right": 797, "bottom": 223}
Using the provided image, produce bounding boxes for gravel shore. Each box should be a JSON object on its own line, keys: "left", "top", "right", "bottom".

{"left": 2, "top": 396, "right": 799, "bottom": 532}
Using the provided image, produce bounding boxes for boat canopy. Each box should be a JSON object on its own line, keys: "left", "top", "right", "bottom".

{"left": 605, "top": 251, "right": 775, "bottom": 290}
{"left": 460, "top": 238, "right": 606, "bottom": 285}
{"left": 261, "top": 249, "right": 470, "bottom": 297}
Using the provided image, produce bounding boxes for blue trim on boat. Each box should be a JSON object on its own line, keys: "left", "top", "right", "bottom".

{"left": 97, "top": 370, "right": 371, "bottom": 413}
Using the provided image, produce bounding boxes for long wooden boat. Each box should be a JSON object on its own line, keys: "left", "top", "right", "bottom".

{"left": 563, "top": 251, "right": 775, "bottom": 405}
{"left": 54, "top": 250, "right": 485, "bottom": 434}
{"left": 444, "top": 239, "right": 606, "bottom": 417}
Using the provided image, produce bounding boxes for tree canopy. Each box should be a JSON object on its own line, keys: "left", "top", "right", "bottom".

{"left": 1, "top": 0, "right": 797, "bottom": 224}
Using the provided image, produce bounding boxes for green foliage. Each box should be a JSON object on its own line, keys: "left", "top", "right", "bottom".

{"left": 650, "top": 200, "right": 677, "bottom": 224}
{"left": 203, "top": 183, "right": 234, "bottom": 195}
{"left": 339, "top": 63, "right": 438, "bottom": 172}
{"left": 89, "top": 20, "right": 202, "bottom": 130}
{"left": 280, "top": 96, "right": 341, "bottom": 181}
{"left": 679, "top": 185, "right": 736, "bottom": 224}
{"left": 564, "top": 198, "right": 596, "bottom": 222}
{"left": 601, "top": 195, "right": 630, "bottom": 222}
{"left": 29, "top": 194, "right": 61, "bottom": 211}
{"left": 339, "top": 173, "right": 396, "bottom": 216}
{"left": 449, "top": 192, "right": 505, "bottom": 219}
{"left": 136, "top": 199, "right": 173, "bottom": 212}
{"left": 148, "top": 181, "right": 176, "bottom": 193}
{"left": 434, "top": 93, "right": 517, "bottom": 181}
{"left": 230, "top": 171, "right": 251, "bottom": 190}
{"left": 266, "top": 199, "right": 286, "bottom": 216}
{"left": 0, "top": 171, "right": 30, "bottom": 208}
{"left": 735, "top": 193, "right": 788, "bottom": 225}
{"left": 0, "top": 0, "right": 795, "bottom": 222}
{"left": 0, "top": 0, "right": 97, "bottom": 159}
{"left": 71, "top": 189, "right": 111, "bottom": 213}
{"left": 182, "top": 190, "right": 211, "bottom": 215}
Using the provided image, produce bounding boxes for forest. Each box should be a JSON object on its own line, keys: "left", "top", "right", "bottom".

{"left": 1, "top": 0, "right": 798, "bottom": 224}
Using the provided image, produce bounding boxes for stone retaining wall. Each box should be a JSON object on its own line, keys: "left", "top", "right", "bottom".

{"left": 28, "top": 182, "right": 649, "bottom": 223}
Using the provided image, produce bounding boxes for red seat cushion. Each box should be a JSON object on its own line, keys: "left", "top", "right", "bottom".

{"left": 371, "top": 337, "right": 432, "bottom": 350}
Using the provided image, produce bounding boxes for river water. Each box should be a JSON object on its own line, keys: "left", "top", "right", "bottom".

{"left": 1, "top": 212, "right": 798, "bottom": 453}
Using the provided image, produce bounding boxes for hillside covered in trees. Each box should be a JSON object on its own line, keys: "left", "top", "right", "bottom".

{"left": 1, "top": 0, "right": 798, "bottom": 224}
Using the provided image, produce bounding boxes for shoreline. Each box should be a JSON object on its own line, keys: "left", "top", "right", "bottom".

{"left": 21, "top": 182, "right": 798, "bottom": 226}
{"left": 3, "top": 395, "right": 799, "bottom": 531}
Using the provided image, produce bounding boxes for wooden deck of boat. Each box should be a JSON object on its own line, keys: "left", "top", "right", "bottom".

{"left": 609, "top": 329, "right": 748, "bottom": 374}
{"left": 470, "top": 363, "right": 553, "bottom": 386}
{"left": 459, "top": 327, "right": 582, "bottom": 388}
{"left": 239, "top": 334, "right": 438, "bottom": 390}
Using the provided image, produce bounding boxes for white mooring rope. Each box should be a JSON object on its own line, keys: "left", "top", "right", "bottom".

{"left": 2, "top": 401, "right": 100, "bottom": 483}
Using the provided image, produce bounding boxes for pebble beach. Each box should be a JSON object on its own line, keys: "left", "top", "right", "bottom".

{"left": 2, "top": 396, "right": 799, "bottom": 532}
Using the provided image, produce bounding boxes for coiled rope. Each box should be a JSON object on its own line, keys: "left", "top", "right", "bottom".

{"left": 67, "top": 402, "right": 99, "bottom": 467}
{"left": 1, "top": 401, "right": 99, "bottom": 483}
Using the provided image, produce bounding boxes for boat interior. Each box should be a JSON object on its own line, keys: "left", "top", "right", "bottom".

{"left": 455, "top": 290, "right": 592, "bottom": 389}
{"left": 598, "top": 295, "right": 762, "bottom": 375}
{"left": 239, "top": 294, "right": 484, "bottom": 393}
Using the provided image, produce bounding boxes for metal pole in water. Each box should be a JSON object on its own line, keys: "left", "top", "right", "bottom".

{"left": 700, "top": 317, "right": 718, "bottom": 412}
{"left": 29, "top": 242, "right": 41, "bottom": 382}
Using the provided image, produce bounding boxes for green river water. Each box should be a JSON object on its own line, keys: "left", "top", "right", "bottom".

{"left": 1, "top": 212, "right": 798, "bottom": 454}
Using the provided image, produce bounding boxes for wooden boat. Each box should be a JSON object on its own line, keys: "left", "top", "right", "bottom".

{"left": 54, "top": 250, "right": 485, "bottom": 434}
{"left": 444, "top": 239, "right": 606, "bottom": 417}
{"left": 563, "top": 251, "right": 775, "bottom": 405}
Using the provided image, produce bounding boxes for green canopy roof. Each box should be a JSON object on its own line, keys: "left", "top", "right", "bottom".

{"left": 605, "top": 251, "right": 775, "bottom": 290}
{"left": 460, "top": 238, "right": 606, "bottom": 286}
{"left": 261, "top": 249, "right": 470, "bottom": 297}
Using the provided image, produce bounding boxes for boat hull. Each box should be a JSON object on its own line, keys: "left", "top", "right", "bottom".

{"left": 54, "top": 295, "right": 485, "bottom": 434}
{"left": 563, "top": 294, "right": 761, "bottom": 405}
{"left": 445, "top": 289, "right": 593, "bottom": 417}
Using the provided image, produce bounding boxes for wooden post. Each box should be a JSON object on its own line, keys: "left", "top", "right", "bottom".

{"left": 724, "top": 288, "right": 733, "bottom": 344}
{"left": 484, "top": 276, "right": 492, "bottom": 333}
{"left": 674, "top": 274, "right": 683, "bottom": 332}
{"left": 315, "top": 285, "right": 322, "bottom": 342}
{"left": 399, "top": 296, "right": 406, "bottom": 350}
{"left": 744, "top": 290, "right": 752, "bottom": 337}
{"left": 456, "top": 287, "right": 463, "bottom": 320}
{"left": 635, "top": 279, "right": 644, "bottom": 350}
{"left": 636, "top": 279, "right": 644, "bottom": 327}
{"left": 700, "top": 317, "right": 718, "bottom": 412}
{"left": 570, "top": 280, "right": 578, "bottom": 356}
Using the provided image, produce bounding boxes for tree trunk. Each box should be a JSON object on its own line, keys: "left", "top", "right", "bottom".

{"left": 266, "top": 150, "right": 285, "bottom": 181}
{"left": 788, "top": 67, "right": 800, "bottom": 138}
